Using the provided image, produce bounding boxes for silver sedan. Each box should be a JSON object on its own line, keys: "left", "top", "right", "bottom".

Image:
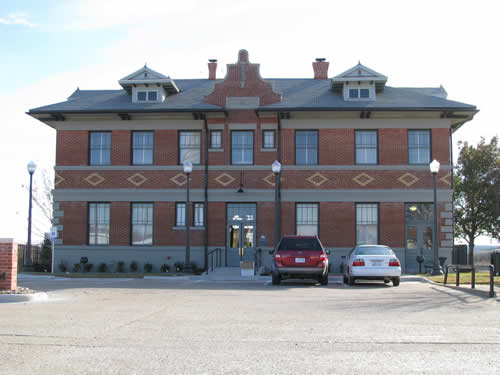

{"left": 343, "top": 245, "right": 402, "bottom": 286}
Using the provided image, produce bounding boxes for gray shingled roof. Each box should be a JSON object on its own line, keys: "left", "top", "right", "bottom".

{"left": 28, "top": 78, "right": 476, "bottom": 114}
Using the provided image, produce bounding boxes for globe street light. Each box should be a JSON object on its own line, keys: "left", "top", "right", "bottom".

{"left": 429, "top": 159, "right": 441, "bottom": 275}
{"left": 25, "top": 160, "right": 37, "bottom": 270}
{"left": 183, "top": 160, "right": 193, "bottom": 273}
{"left": 272, "top": 160, "right": 281, "bottom": 248}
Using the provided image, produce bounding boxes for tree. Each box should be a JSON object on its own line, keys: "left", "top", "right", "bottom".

{"left": 454, "top": 136, "right": 500, "bottom": 264}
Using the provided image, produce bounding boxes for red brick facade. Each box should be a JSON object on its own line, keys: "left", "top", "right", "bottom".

{"left": 0, "top": 240, "right": 17, "bottom": 291}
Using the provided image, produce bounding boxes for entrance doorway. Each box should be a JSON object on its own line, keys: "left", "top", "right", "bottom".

{"left": 405, "top": 203, "right": 434, "bottom": 273}
{"left": 226, "top": 203, "right": 256, "bottom": 267}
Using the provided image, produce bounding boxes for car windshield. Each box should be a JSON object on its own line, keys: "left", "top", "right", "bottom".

{"left": 355, "top": 247, "right": 393, "bottom": 256}
{"left": 277, "top": 237, "right": 322, "bottom": 251}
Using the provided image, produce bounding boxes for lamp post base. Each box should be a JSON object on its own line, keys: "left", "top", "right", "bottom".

{"left": 431, "top": 265, "right": 442, "bottom": 276}
{"left": 183, "top": 263, "right": 193, "bottom": 274}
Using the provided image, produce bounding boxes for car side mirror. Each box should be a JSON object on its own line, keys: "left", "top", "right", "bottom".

{"left": 326, "top": 249, "right": 331, "bottom": 255}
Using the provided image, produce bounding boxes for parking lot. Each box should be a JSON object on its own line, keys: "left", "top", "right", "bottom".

{"left": 1, "top": 276, "right": 499, "bottom": 374}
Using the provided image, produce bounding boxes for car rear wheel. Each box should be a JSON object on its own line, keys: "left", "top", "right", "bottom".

{"left": 320, "top": 273, "right": 328, "bottom": 286}
{"left": 393, "top": 277, "right": 400, "bottom": 287}
{"left": 272, "top": 272, "right": 281, "bottom": 285}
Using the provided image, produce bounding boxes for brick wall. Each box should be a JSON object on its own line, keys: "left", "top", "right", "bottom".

{"left": 0, "top": 239, "right": 17, "bottom": 291}
{"left": 319, "top": 129, "right": 355, "bottom": 165}
{"left": 379, "top": 129, "right": 408, "bottom": 165}
{"left": 59, "top": 202, "right": 87, "bottom": 245}
{"left": 111, "top": 131, "right": 131, "bottom": 165}
{"left": 320, "top": 202, "right": 355, "bottom": 247}
{"left": 56, "top": 130, "right": 88, "bottom": 165}
{"left": 380, "top": 203, "right": 405, "bottom": 247}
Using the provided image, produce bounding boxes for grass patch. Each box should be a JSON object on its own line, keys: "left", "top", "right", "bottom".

{"left": 51, "top": 272, "right": 191, "bottom": 278}
{"left": 421, "top": 272, "right": 500, "bottom": 285}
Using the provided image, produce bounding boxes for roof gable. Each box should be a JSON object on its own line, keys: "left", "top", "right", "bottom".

{"left": 118, "top": 65, "right": 179, "bottom": 95}
{"left": 119, "top": 65, "right": 169, "bottom": 81}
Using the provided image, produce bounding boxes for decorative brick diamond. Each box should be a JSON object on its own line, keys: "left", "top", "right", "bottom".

{"left": 262, "top": 173, "right": 284, "bottom": 187}
{"left": 440, "top": 172, "right": 451, "bottom": 186}
{"left": 352, "top": 172, "right": 374, "bottom": 187}
{"left": 398, "top": 173, "right": 419, "bottom": 187}
{"left": 306, "top": 172, "right": 328, "bottom": 187}
{"left": 84, "top": 173, "right": 105, "bottom": 186}
{"left": 215, "top": 173, "right": 236, "bottom": 187}
{"left": 54, "top": 173, "right": 65, "bottom": 187}
{"left": 170, "top": 173, "right": 187, "bottom": 186}
{"left": 127, "top": 173, "right": 148, "bottom": 187}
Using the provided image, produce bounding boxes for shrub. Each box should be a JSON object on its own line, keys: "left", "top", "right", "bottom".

{"left": 84, "top": 263, "right": 93, "bottom": 272}
{"left": 97, "top": 263, "right": 107, "bottom": 273}
{"left": 160, "top": 264, "right": 170, "bottom": 273}
{"left": 130, "top": 261, "right": 138, "bottom": 272}
{"left": 117, "top": 261, "right": 126, "bottom": 273}
{"left": 174, "top": 262, "right": 183, "bottom": 272}
{"left": 72, "top": 263, "right": 81, "bottom": 273}
{"left": 144, "top": 263, "right": 153, "bottom": 273}
{"left": 58, "top": 262, "right": 67, "bottom": 273}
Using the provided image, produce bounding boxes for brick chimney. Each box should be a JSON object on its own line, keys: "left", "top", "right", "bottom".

{"left": 208, "top": 59, "right": 217, "bottom": 80}
{"left": 312, "top": 58, "right": 329, "bottom": 79}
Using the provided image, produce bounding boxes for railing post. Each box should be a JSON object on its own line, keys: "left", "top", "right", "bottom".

{"left": 444, "top": 266, "right": 448, "bottom": 285}
{"left": 471, "top": 267, "right": 475, "bottom": 289}
{"left": 456, "top": 267, "right": 460, "bottom": 287}
{"left": 490, "top": 265, "right": 495, "bottom": 298}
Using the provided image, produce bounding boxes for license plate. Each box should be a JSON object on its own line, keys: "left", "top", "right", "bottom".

{"left": 371, "top": 260, "right": 383, "bottom": 266}
{"left": 295, "top": 258, "right": 306, "bottom": 263}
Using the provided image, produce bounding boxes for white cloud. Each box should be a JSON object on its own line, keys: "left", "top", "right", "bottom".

{"left": 0, "top": 12, "right": 36, "bottom": 27}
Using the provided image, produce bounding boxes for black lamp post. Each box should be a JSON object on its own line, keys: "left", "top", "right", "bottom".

{"left": 429, "top": 159, "right": 441, "bottom": 275}
{"left": 272, "top": 160, "right": 281, "bottom": 248}
{"left": 183, "top": 160, "right": 193, "bottom": 273}
{"left": 25, "top": 160, "right": 37, "bottom": 270}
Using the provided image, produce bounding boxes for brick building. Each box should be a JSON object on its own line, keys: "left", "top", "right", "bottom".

{"left": 28, "top": 50, "right": 477, "bottom": 273}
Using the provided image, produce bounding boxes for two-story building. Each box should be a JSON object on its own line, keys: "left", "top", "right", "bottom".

{"left": 28, "top": 50, "right": 477, "bottom": 273}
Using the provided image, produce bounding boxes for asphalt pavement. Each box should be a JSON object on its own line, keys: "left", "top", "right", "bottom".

{"left": 1, "top": 276, "right": 499, "bottom": 374}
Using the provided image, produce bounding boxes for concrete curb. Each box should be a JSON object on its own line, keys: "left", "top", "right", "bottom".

{"left": 412, "top": 275, "right": 496, "bottom": 298}
{"left": 0, "top": 292, "right": 49, "bottom": 304}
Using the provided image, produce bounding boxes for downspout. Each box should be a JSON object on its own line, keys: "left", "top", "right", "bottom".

{"left": 277, "top": 113, "right": 282, "bottom": 242}
{"left": 450, "top": 122, "right": 465, "bottom": 264}
{"left": 204, "top": 115, "right": 209, "bottom": 270}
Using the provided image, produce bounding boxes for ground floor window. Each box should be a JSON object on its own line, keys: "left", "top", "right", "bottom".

{"left": 194, "top": 203, "right": 204, "bottom": 227}
{"left": 132, "top": 203, "right": 153, "bottom": 245}
{"left": 356, "top": 203, "right": 378, "bottom": 245}
{"left": 88, "top": 203, "right": 110, "bottom": 245}
{"left": 296, "top": 203, "right": 319, "bottom": 235}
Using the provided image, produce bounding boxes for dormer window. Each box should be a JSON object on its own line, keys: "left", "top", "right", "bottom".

{"left": 332, "top": 62, "right": 387, "bottom": 102}
{"left": 136, "top": 90, "right": 159, "bottom": 102}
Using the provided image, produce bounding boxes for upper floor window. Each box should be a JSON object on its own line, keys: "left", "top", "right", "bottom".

{"left": 232, "top": 131, "right": 253, "bottom": 165}
{"left": 210, "top": 130, "right": 222, "bottom": 149}
{"left": 132, "top": 131, "right": 154, "bottom": 165}
{"left": 356, "top": 203, "right": 378, "bottom": 245}
{"left": 193, "top": 203, "right": 204, "bottom": 227}
{"left": 408, "top": 130, "right": 431, "bottom": 164}
{"left": 296, "top": 130, "right": 318, "bottom": 165}
{"left": 179, "top": 131, "right": 201, "bottom": 164}
{"left": 176, "top": 203, "right": 186, "bottom": 226}
{"left": 89, "top": 132, "right": 111, "bottom": 165}
{"left": 296, "top": 203, "right": 319, "bottom": 236}
{"left": 263, "top": 130, "right": 275, "bottom": 149}
{"left": 131, "top": 203, "right": 153, "bottom": 245}
{"left": 349, "top": 89, "right": 359, "bottom": 99}
{"left": 88, "top": 203, "right": 110, "bottom": 245}
{"left": 355, "top": 130, "right": 378, "bottom": 164}
{"left": 360, "top": 88, "right": 369, "bottom": 98}
{"left": 348, "top": 88, "right": 371, "bottom": 100}
{"left": 137, "top": 90, "right": 159, "bottom": 102}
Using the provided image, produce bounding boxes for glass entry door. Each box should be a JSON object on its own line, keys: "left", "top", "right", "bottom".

{"left": 226, "top": 204, "right": 256, "bottom": 267}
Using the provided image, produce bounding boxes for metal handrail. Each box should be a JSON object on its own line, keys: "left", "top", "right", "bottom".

{"left": 444, "top": 264, "right": 495, "bottom": 298}
{"left": 207, "top": 248, "right": 223, "bottom": 272}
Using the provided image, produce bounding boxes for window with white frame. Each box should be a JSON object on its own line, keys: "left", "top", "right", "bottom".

{"left": 356, "top": 203, "right": 378, "bottom": 245}
{"left": 263, "top": 130, "right": 275, "bottom": 149}
{"left": 89, "top": 132, "right": 111, "bottom": 165}
{"left": 296, "top": 130, "right": 318, "bottom": 165}
{"left": 194, "top": 203, "right": 204, "bottom": 227}
{"left": 137, "top": 90, "right": 159, "bottom": 102}
{"left": 179, "top": 131, "right": 201, "bottom": 164}
{"left": 132, "top": 131, "right": 154, "bottom": 165}
{"left": 296, "top": 203, "right": 319, "bottom": 236}
{"left": 408, "top": 130, "right": 431, "bottom": 164}
{"left": 88, "top": 203, "right": 110, "bottom": 245}
{"left": 355, "top": 130, "right": 378, "bottom": 164}
{"left": 176, "top": 203, "right": 186, "bottom": 226}
{"left": 232, "top": 131, "right": 253, "bottom": 164}
{"left": 131, "top": 203, "right": 153, "bottom": 245}
{"left": 348, "top": 87, "right": 371, "bottom": 100}
{"left": 210, "top": 130, "right": 222, "bottom": 149}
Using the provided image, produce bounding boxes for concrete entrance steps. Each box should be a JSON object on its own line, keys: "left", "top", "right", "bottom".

{"left": 202, "top": 267, "right": 270, "bottom": 281}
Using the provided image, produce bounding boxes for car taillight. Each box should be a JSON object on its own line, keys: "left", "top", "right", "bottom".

{"left": 319, "top": 253, "right": 327, "bottom": 262}
{"left": 352, "top": 259, "right": 365, "bottom": 267}
{"left": 389, "top": 258, "right": 400, "bottom": 267}
{"left": 274, "top": 253, "right": 281, "bottom": 261}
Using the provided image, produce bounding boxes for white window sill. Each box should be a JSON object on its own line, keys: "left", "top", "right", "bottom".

{"left": 172, "top": 226, "right": 206, "bottom": 231}
{"left": 260, "top": 148, "right": 277, "bottom": 152}
{"left": 208, "top": 148, "right": 224, "bottom": 152}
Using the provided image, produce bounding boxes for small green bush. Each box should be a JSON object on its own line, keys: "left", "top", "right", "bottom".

{"left": 84, "top": 263, "right": 93, "bottom": 272}
{"left": 58, "top": 262, "right": 67, "bottom": 273}
{"left": 174, "top": 262, "right": 184, "bottom": 272}
{"left": 160, "top": 264, "right": 170, "bottom": 273}
{"left": 117, "top": 261, "right": 126, "bottom": 273}
{"left": 144, "top": 263, "right": 153, "bottom": 273}
{"left": 72, "top": 263, "right": 81, "bottom": 273}
{"left": 97, "top": 263, "right": 107, "bottom": 272}
{"left": 130, "top": 261, "right": 138, "bottom": 272}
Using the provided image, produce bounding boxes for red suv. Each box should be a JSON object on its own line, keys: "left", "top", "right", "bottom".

{"left": 271, "top": 235, "right": 330, "bottom": 285}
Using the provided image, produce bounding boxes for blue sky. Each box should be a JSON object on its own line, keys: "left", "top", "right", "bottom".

{"left": 0, "top": 0, "right": 498, "bottom": 245}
